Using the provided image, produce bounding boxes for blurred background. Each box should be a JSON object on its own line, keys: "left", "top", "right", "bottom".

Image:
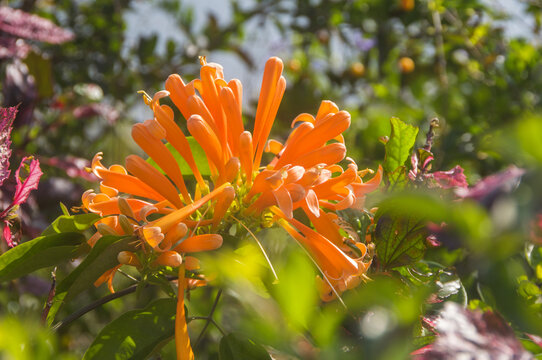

{"left": 1, "top": 0, "right": 542, "bottom": 358}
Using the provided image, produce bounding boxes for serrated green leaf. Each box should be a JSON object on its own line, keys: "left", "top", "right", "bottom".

{"left": 47, "top": 235, "right": 136, "bottom": 325}
{"left": 384, "top": 117, "right": 418, "bottom": 174}
{"left": 0, "top": 232, "right": 85, "bottom": 282}
{"left": 42, "top": 213, "right": 101, "bottom": 236}
{"left": 374, "top": 208, "right": 428, "bottom": 270}
{"left": 83, "top": 298, "right": 176, "bottom": 360}
{"left": 147, "top": 137, "right": 211, "bottom": 176}
{"left": 219, "top": 333, "right": 271, "bottom": 360}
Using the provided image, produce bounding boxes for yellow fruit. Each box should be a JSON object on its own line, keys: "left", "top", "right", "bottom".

{"left": 400, "top": 0, "right": 415, "bottom": 11}
{"left": 399, "top": 57, "right": 415, "bottom": 73}
{"left": 287, "top": 58, "right": 301, "bottom": 72}
{"left": 350, "top": 62, "right": 365, "bottom": 77}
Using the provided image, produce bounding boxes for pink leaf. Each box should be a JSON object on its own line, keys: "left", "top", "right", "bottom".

{"left": 73, "top": 103, "right": 119, "bottom": 125}
{"left": 415, "top": 302, "right": 531, "bottom": 359}
{"left": 46, "top": 155, "right": 97, "bottom": 181}
{"left": 0, "top": 7, "right": 74, "bottom": 44}
{"left": 411, "top": 344, "right": 433, "bottom": 357}
{"left": 12, "top": 157, "right": 42, "bottom": 207}
{"left": 431, "top": 165, "right": 468, "bottom": 189}
{"left": 526, "top": 333, "right": 542, "bottom": 348}
{"left": 0, "top": 105, "right": 18, "bottom": 187}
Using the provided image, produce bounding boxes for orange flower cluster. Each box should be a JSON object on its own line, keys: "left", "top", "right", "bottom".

{"left": 81, "top": 56, "right": 381, "bottom": 359}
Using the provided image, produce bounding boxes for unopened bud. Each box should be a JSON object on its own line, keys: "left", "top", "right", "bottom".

{"left": 117, "top": 197, "right": 135, "bottom": 219}
{"left": 153, "top": 251, "right": 183, "bottom": 267}
{"left": 119, "top": 215, "right": 134, "bottom": 235}
{"left": 118, "top": 251, "right": 140, "bottom": 266}
{"left": 96, "top": 223, "right": 117, "bottom": 236}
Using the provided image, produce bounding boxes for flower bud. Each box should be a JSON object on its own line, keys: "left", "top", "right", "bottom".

{"left": 153, "top": 251, "right": 183, "bottom": 267}
{"left": 118, "top": 251, "right": 140, "bottom": 266}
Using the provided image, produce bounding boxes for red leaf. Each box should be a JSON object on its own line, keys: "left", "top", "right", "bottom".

{"left": 12, "top": 157, "right": 42, "bottom": 207}
{"left": 2, "top": 219, "right": 13, "bottom": 247}
{"left": 0, "top": 7, "right": 74, "bottom": 44}
{"left": 0, "top": 105, "right": 18, "bottom": 187}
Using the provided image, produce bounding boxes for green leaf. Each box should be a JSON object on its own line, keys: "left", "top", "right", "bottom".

{"left": 59, "top": 202, "right": 70, "bottom": 216}
{"left": 47, "top": 235, "right": 136, "bottom": 325}
{"left": 83, "top": 298, "right": 176, "bottom": 360}
{"left": 0, "top": 232, "right": 85, "bottom": 282}
{"left": 42, "top": 213, "right": 101, "bottom": 236}
{"left": 374, "top": 208, "right": 429, "bottom": 270}
{"left": 147, "top": 137, "right": 211, "bottom": 176}
{"left": 219, "top": 333, "right": 271, "bottom": 360}
{"left": 383, "top": 117, "right": 419, "bottom": 174}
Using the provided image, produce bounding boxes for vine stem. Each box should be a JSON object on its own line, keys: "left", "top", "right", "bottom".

{"left": 51, "top": 275, "right": 177, "bottom": 331}
{"left": 194, "top": 289, "right": 223, "bottom": 348}
{"left": 52, "top": 282, "right": 140, "bottom": 331}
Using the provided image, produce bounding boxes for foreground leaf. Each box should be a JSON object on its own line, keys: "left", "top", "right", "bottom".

{"left": 0, "top": 232, "right": 85, "bottom": 282}
{"left": 47, "top": 235, "right": 136, "bottom": 325}
{"left": 83, "top": 298, "right": 176, "bottom": 360}
{"left": 41, "top": 213, "right": 101, "bottom": 236}
{"left": 219, "top": 333, "right": 271, "bottom": 360}
{"left": 374, "top": 208, "right": 429, "bottom": 270}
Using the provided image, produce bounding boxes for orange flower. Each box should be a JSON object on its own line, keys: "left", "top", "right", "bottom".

{"left": 81, "top": 55, "right": 383, "bottom": 359}
{"left": 163, "top": 56, "right": 285, "bottom": 185}
{"left": 273, "top": 207, "right": 371, "bottom": 301}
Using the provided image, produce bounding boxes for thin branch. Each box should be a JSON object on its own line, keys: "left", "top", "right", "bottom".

{"left": 231, "top": 215, "right": 279, "bottom": 282}
{"left": 194, "top": 289, "right": 223, "bottom": 347}
{"left": 189, "top": 316, "right": 226, "bottom": 336}
{"left": 51, "top": 283, "right": 141, "bottom": 332}
{"left": 431, "top": 5, "right": 448, "bottom": 87}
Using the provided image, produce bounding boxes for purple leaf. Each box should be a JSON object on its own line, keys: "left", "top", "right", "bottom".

{"left": 413, "top": 302, "right": 532, "bottom": 359}
{"left": 12, "top": 156, "right": 42, "bottom": 207}
{"left": 0, "top": 105, "right": 18, "bottom": 187}
{"left": 456, "top": 166, "right": 525, "bottom": 202}
{"left": 0, "top": 7, "right": 74, "bottom": 44}
{"left": 431, "top": 165, "right": 468, "bottom": 189}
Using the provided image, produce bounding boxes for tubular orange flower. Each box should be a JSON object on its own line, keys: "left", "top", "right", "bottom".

{"left": 80, "top": 55, "right": 383, "bottom": 359}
